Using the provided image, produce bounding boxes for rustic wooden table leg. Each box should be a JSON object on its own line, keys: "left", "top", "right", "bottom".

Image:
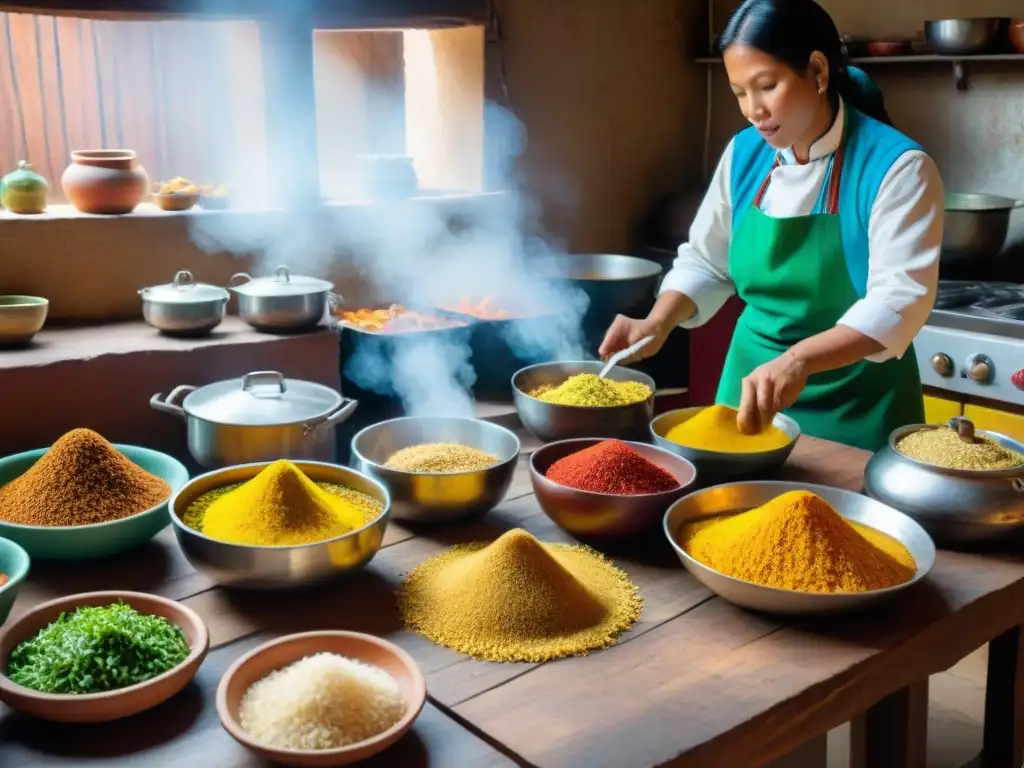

{"left": 766, "top": 733, "right": 827, "bottom": 768}
{"left": 850, "top": 679, "right": 929, "bottom": 768}
{"left": 981, "top": 626, "right": 1024, "bottom": 768}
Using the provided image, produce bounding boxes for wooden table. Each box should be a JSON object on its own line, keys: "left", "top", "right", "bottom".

{"left": 3, "top": 414, "right": 1024, "bottom": 768}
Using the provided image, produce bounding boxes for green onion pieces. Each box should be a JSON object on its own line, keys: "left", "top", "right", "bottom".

{"left": 5, "top": 601, "right": 191, "bottom": 694}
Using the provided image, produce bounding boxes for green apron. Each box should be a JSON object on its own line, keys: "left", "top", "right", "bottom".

{"left": 716, "top": 138, "right": 924, "bottom": 453}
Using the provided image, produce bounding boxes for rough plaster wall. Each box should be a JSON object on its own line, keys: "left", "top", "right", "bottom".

{"left": 496, "top": 0, "right": 705, "bottom": 253}
{"left": 707, "top": 0, "right": 1024, "bottom": 253}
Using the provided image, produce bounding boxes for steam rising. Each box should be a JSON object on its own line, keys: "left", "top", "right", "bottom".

{"left": 187, "top": 28, "right": 589, "bottom": 417}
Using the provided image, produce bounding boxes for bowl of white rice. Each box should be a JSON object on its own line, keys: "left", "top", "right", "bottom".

{"left": 216, "top": 630, "right": 426, "bottom": 766}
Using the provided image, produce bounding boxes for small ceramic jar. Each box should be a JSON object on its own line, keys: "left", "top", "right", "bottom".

{"left": 61, "top": 150, "right": 148, "bottom": 215}
{"left": 0, "top": 161, "right": 48, "bottom": 214}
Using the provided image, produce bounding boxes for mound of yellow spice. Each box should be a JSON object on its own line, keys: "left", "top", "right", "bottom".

{"left": 529, "top": 373, "right": 651, "bottom": 407}
{"left": 681, "top": 490, "right": 916, "bottom": 593}
{"left": 201, "top": 460, "right": 374, "bottom": 547}
{"left": 665, "top": 404, "right": 791, "bottom": 452}
{"left": 399, "top": 529, "right": 642, "bottom": 662}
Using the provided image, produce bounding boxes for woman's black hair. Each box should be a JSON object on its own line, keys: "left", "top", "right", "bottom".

{"left": 718, "top": 0, "right": 892, "bottom": 126}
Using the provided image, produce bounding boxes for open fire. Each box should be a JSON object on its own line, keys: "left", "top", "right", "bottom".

{"left": 336, "top": 305, "right": 466, "bottom": 334}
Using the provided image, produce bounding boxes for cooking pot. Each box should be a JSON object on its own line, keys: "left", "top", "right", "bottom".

{"left": 230, "top": 265, "right": 336, "bottom": 332}
{"left": 138, "top": 270, "right": 230, "bottom": 336}
{"left": 942, "top": 192, "right": 1024, "bottom": 265}
{"left": 150, "top": 370, "right": 357, "bottom": 468}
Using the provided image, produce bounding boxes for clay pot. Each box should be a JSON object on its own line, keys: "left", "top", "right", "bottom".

{"left": 1010, "top": 20, "right": 1024, "bottom": 53}
{"left": 61, "top": 150, "right": 148, "bottom": 214}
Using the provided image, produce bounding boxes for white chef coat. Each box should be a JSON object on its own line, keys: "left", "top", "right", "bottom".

{"left": 660, "top": 99, "right": 944, "bottom": 363}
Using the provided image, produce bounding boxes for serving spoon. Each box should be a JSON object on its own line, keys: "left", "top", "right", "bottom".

{"left": 599, "top": 335, "right": 655, "bottom": 379}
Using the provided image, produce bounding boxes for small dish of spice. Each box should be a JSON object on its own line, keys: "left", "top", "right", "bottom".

{"left": 0, "top": 536, "right": 29, "bottom": 627}
{"left": 217, "top": 631, "right": 425, "bottom": 766}
{"left": 530, "top": 439, "right": 696, "bottom": 540}
{"left": 0, "top": 590, "right": 209, "bottom": 722}
{"left": 0, "top": 428, "right": 189, "bottom": 560}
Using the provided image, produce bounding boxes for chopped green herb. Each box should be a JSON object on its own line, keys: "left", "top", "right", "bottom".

{"left": 5, "top": 601, "right": 191, "bottom": 694}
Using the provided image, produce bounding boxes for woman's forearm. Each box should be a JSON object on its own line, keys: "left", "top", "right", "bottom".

{"left": 786, "top": 326, "right": 885, "bottom": 377}
{"left": 648, "top": 290, "right": 698, "bottom": 332}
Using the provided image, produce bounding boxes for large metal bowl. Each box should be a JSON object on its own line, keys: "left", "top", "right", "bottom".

{"left": 925, "top": 18, "right": 1008, "bottom": 56}
{"left": 350, "top": 416, "right": 519, "bottom": 523}
{"left": 512, "top": 361, "right": 656, "bottom": 442}
{"left": 864, "top": 423, "right": 1024, "bottom": 547}
{"left": 942, "top": 192, "right": 1023, "bottom": 264}
{"left": 530, "top": 439, "right": 696, "bottom": 540}
{"left": 170, "top": 461, "right": 390, "bottom": 590}
{"left": 650, "top": 407, "right": 800, "bottom": 484}
{"left": 663, "top": 481, "right": 936, "bottom": 616}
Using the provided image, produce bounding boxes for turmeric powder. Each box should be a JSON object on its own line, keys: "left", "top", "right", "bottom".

{"left": 529, "top": 374, "right": 651, "bottom": 407}
{"left": 665, "top": 404, "right": 792, "bottom": 453}
{"left": 680, "top": 490, "right": 915, "bottom": 593}
{"left": 201, "top": 460, "right": 381, "bottom": 547}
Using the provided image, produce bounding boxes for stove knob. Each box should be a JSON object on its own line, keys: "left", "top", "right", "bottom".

{"left": 967, "top": 354, "right": 993, "bottom": 384}
{"left": 930, "top": 353, "right": 954, "bottom": 377}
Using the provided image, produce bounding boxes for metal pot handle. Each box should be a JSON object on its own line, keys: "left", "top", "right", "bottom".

{"left": 327, "top": 291, "right": 344, "bottom": 309}
{"left": 274, "top": 265, "right": 291, "bottom": 282}
{"left": 242, "top": 371, "right": 287, "bottom": 396}
{"left": 1013, "top": 478, "right": 1024, "bottom": 493}
{"left": 303, "top": 398, "right": 358, "bottom": 435}
{"left": 229, "top": 272, "right": 252, "bottom": 287}
{"left": 1014, "top": 200, "right": 1024, "bottom": 209}
{"left": 150, "top": 385, "right": 197, "bottom": 419}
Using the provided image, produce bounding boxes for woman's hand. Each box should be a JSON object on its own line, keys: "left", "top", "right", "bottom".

{"left": 598, "top": 315, "right": 668, "bottom": 363}
{"left": 737, "top": 351, "right": 809, "bottom": 434}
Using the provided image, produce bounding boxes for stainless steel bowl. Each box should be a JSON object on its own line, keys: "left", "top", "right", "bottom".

{"left": 350, "top": 416, "right": 520, "bottom": 523}
{"left": 925, "top": 18, "right": 1008, "bottom": 56}
{"left": 512, "top": 361, "right": 655, "bottom": 442}
{"left": 529, "top": 438, "right": 696, "bottom": 540}
{"left": 650, "top": 407, "right": 800, "bottom": 484}
{"left": 170, "top": 460, "right": 390, "bottom": 590}
{"left": 942, "top": 192, "right": 1023, "bottom": 264}
{"left": 663, "top": 481, "right": 936, "bottom": 616}
{"left": 864, "top": 423, "right": 1024, "bottom": 546}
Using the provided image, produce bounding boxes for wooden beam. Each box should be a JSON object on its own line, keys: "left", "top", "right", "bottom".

{"left": 982, "top": 626, "right": 1024, "bottom": 768}
{"left": 850, "top": 679, "right": 929, "bottom": 768}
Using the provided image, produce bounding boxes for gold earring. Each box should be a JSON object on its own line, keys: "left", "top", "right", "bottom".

{"left": 818, "top": 84, "right": 826, "bottom": 95}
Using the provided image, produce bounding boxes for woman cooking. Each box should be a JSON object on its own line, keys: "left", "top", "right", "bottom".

{"left": 600, "top": 0, "right": 944, "bottom": 452}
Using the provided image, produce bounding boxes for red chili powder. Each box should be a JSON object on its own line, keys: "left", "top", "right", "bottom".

{"left": 545, "top": 440, "right": 680, "bottom": 495}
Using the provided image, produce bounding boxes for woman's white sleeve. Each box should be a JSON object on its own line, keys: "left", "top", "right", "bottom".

{"left": 836, "top": 151, "right": 943, "bottom": 362}
{"left": 658, "top": 139, "right": 736, "bottom": 329}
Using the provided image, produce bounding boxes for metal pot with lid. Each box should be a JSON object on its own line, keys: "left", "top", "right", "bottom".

{"left": 139, "top": 270, "right": 230, "bottom": 336}
{"left": 864, "top": 417, "right": 1024, "bottom": 547}
{"left": 230, "top": 265, "right": 337, "bottom": 332}
{"left": 150, "top": 370, "right": 358, "bottom": 468}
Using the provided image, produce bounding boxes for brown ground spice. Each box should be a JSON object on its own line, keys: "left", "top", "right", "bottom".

{"left": 0, "top": 428, "right": 171, "bottom": 527}
{"left": 398, "top": 528, "right": 642, "bottom": 662}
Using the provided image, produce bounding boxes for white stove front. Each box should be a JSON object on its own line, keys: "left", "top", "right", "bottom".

{"left": 915, "top": 325, "right": 1024, "bottom": 408}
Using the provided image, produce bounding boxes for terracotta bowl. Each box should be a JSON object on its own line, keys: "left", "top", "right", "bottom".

{"left": 217, "top": 631, "right": 426, "bottom": 767}
{"left": 152, "top": 192, "right": 198, "bottom": 211}
{"left": 0, "top": 590, "right": 209, "bottom": 722}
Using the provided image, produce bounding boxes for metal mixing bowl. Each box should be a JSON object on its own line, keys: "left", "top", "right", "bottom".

{"left": 663, "top": 481, "right": 936, "bottom": 616}
{"left": 530, "top": 438, "right": 696, "bottom": 540}
{"left": 650, "top": 407, "right": 800, "bottom": 484}
{"left": 170, "top": 461, "right": 390, "bottom": 590}
{"left": 512, "top": 361, "right": 656, "bottom": 442}
{"left": 925, "top": 18, "right": 1008, "bottom": 55}
{"left": 350, "top": 416, "right": 520, "bottom": 523}
{"left": 942, "top": 192, "right": 1023, "bottom": 264}
{"left": 864, "top": 423, "right": 1024, "bottom": 547}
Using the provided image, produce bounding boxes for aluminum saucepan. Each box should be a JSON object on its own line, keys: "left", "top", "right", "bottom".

{"left": 139, "top": 270, "right": 230, "bottom": 336}
{"left": 151, "top": 371, "right": 357, "bottom": 468}
{"left": 230, "top": 265, "right": 336, "bottom": 333}
{"left": 942, "top": 192, "right": 1024, "bottom": 265}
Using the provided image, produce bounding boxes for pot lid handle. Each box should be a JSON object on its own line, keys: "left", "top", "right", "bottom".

{"left": 242, "top": 371, "right": 287, "bottom": 398}
{"left": 948, "top": 416, "right": 976, "bottom": 444}
{"left": 172, "top": 270, "right": 196, "bottom": 290}
{"left": 273, "top": 265, "right": 291, "bottom": 282}
{"left": 230, "top": 272, "right": 252, "bottom": 287}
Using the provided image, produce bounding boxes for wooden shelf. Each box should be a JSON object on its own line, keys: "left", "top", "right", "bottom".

{"left": 694, "top": 53, "right": 1024, "bottom": 90}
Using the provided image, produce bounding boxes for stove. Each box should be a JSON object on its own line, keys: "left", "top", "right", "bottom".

{"left": 916, "top": 281, "right": 1024, "bottom": 408}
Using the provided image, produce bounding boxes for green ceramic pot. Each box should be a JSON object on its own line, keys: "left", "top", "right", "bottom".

{"left": 0, "top": 537, "right": 29, "bottom": 626}
{"left": 0, "top": 161, "right": 48, "bottom": 214}
{"left": 0, "top": 444, "right": 189, "bottom": 560}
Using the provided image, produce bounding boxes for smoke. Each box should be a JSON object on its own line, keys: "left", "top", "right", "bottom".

{"left": 187, "top": 26, "right": 590, "bottom": 417}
